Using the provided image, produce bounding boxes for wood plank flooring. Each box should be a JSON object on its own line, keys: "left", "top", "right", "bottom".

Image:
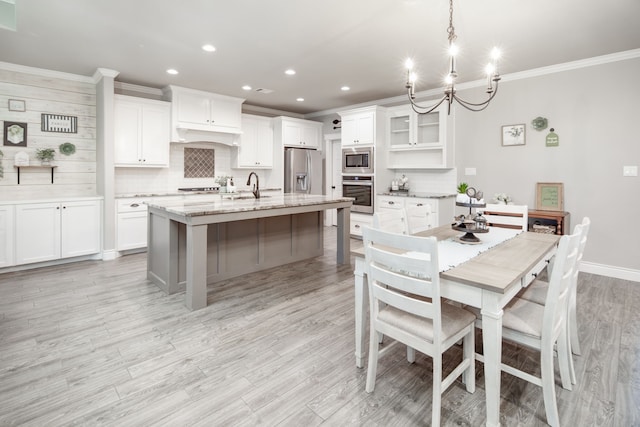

{"left": 0, "top": 227, "right": 638, "bottom": 426}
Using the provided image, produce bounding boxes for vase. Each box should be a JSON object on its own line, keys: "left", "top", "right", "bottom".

{"left": 219, "top": 186, "right": 227, "bottom": 193}
{"left": 40, "top": 159, "right": 51, "bottom": 166}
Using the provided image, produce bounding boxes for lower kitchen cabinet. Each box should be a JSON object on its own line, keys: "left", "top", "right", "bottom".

{"left": 0, "top": 205, "right": 15, "bottom": 268}
{"left": 14, "top": 199, "right": 102, "bottom": 265}
{"left": 350, "top": 212, "right": 373, "bottom": 238}
{"left": 116, "top": 198, "right": 150, "bottom": 251}
{"left": 376, "top": 195, "right": 454, "bottom": 230}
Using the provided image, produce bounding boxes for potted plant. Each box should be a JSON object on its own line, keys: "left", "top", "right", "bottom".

{"left": 456, "top": 182, "right": 470, "bottom": 203}
{"left": 36, "top": 148, "right": 56, "bottom": 165}
{"left": 215, "top": 175, "right": 232, "bottom": 192}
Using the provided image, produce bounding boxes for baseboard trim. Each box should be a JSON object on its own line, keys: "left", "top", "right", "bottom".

{"left": 102, "top": 249, "right": 118, "bottom": 261}
{"left": 581, "top": 261, "right": 640, "bottom": 283}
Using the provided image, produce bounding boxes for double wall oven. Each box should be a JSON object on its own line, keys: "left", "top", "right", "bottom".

{"left": 342, "top": 147, "right": 374, "bottom": 214}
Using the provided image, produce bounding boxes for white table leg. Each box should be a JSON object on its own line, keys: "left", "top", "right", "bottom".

{"left": 354, "top": 257, "right": 367, "bottom": 368}
{"left": 481, "top": 297, "right": 504, "bottom": 427}
{"left": 185, "top": 224, "right": 208, "bottom": 311}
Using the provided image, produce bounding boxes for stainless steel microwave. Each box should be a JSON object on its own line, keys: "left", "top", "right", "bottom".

{"left": 342, "top": 147, "right": 374, "bottom": 174}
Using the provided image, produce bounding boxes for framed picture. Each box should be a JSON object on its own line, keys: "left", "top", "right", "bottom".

{"left": 536, "top": 182, "right": 564, "bottom": 211}
{"left": 3, "top": 121, "right": 27, "bottom": 147}
{"left": 8, "top": 99, "right": 26, "bottom": 112}
{"left": 41, "top": 114, "right": 78, "bottom": 133}
{"left": 502, "top": 124, "right": 526, "bottom": 146}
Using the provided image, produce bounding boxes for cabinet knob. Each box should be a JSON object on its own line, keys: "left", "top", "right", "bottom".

{"left": 130, "top": 203, "right": 140, "bottom": 208}
{"left": 388, "top": 201, "right": 395, "bottom": 205}
{"left": 416, "top": 203, "right": 423, "bottom": 207}
{"left": 57, "top": 206, "right": 60, "bottom": 210}
{"left": 355, "top": 224, "right": 360, "bottom": 228}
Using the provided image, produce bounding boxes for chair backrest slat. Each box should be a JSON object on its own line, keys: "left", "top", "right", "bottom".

{"left": 482, "top": 203, "right": 528, "bottom": 231}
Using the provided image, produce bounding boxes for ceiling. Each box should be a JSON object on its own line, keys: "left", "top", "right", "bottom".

{"left": 2, "top": 0, "right": 639, "bottom": 115}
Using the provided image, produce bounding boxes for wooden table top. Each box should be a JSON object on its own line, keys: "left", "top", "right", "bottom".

{"left": 353, "top": 225, "right": 560, "bottom": 294}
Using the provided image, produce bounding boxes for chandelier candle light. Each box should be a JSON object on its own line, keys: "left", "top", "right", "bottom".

{"left": 405, "top": 0, "right": 502, "bottom": 115}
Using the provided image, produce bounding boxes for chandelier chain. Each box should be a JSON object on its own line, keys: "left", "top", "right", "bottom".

{"left": 447, "top": 0, "right": 456, "bottom": 44}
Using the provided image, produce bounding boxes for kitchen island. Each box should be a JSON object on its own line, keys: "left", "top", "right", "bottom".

{"left": 146, "top": 194, "right": 352, "bottom": 310}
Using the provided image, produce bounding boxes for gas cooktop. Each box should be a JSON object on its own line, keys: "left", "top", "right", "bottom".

{"left": 177, "top": 187, "right": 219, "bottom": 192}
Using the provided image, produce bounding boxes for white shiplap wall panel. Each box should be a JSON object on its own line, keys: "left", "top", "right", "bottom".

{"left": 0, "top": 69, "right": 97, "bottom": 200}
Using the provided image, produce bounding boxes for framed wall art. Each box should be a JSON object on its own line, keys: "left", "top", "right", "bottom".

{"left": 3, "top": 121, "right": 28, "bottom": 147}
{"left": 536, "top": 182, "right": 564, "bottom": 211}
{"left": 8, "top": 99, "right": 26, "bottom": 112}
{"left": 501, "top": 124, "right": 526, "bottom": 146}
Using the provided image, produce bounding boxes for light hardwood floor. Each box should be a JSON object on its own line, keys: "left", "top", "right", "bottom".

{"left": 0, "top": 227, "right": 638, "bottom": 426}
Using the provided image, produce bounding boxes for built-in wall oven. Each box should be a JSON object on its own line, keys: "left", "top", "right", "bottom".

{"left": 342, "top": 175, "right": 374, "bottom": 214}
{"left": 342, "top": 147, "right": 374, "bottom": 174}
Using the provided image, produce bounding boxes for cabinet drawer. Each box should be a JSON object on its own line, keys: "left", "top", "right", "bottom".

{"left": 350, "top": 215, "right": 373, "bottom": 238}
{"left": 117, "top": 198, "right": 149, "bottom": 213}
{"left": 377, "top": 196, "right": 404, "bottom": 210}
{"left": 523, "top": 248, "right": 557, "bottom": 287}
{"left": 405, "top": 198, "right": 434, "bottom": 212}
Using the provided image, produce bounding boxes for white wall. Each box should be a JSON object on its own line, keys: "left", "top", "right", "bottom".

{"left": 0, "top": 68, "right": 97, "bottom": 200}
{"left": 454, "top": 57, "right": 640, "bottom": 272}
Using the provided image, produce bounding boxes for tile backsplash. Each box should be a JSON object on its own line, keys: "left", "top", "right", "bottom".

{"left": 183, "top": 147, "right": 215, "bottom": 178}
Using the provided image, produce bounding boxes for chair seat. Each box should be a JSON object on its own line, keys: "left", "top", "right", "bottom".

{"left": 379, "top": 303, "right": 476, "bottom": 342}
{"left": 519, "top": 278, "right": 548, "bottom": 305}
{"left": 502, "top": 298, "right": 545, "bottom": 338}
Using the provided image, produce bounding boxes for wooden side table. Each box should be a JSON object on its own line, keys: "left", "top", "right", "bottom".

{"left": 528, "top": 210, "right": 570, "bottom": 235}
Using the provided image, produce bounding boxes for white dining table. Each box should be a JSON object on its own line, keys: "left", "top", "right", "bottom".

{"left": 352, "top": 225, "right": 560, "bottom": 427}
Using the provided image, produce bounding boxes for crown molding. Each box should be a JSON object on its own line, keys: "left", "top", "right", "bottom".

{"left": 242, "top": 103, "right": 303, "bottom": 118}
{"left": 305, "top": 48, "right": 640, "bottom": 119}
{"left": 114, "top": 81, "right": 163, "bottom": 96}
{"left": 0, "top": 61, "right": 95, "bottom": 83}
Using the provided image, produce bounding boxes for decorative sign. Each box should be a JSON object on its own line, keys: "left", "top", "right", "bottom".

{"left": 3, "top": 121, "right": 27, "bottom": 147}
{"left": 545, "top": 128, "right": 559, "bottom": 147}
{"left": 535, "top": 182, "right": 564, "bottom": 211}
{"left": 41, "top": 114, "right": 78, "bottom": 133}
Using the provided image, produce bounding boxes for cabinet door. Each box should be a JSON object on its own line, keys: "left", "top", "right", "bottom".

{"left": 283, "top": 122, "right": 302, "bottom": 146}
{"left": 210, "top": 97, "right": 242, "bottom": 131}
{"left": 114, "top": 100, "right": 142, "bottom": 165}
{"left": 176, "top": 91, "right": 211, "bottom": 126}
{"left": 342, "top": 113, "right": 374, "bottom": 146}
{"left": 300, "top": 124, "right": 319, "bottom": 148}
{"left": 388, "top": 109, "right": 412, "bottom": 147}
{"left": 61, "top": 200, "right": 101, "bottom": 258}
{"left": 237, "top": 117, "right": 259, "bottom": 167}
{"left": 341, "top": 115, "right": 358, "bottom": 146}
{"left": 255, "top": 119, "right": 274, "bottom": 167}
{"left": 117, "top": 212, "right": 148, "bottom": 250}
{"left": 0, "top": 205, "right": 15, "bottom": 268}
{"left": 405, "top": 198, "right": 434, "bottom": 232}
{"left": 15, "top": 203, "right": 61, "bottom": 264}
{"left": 140, "top": 103, "right": 170, "bottom": 166}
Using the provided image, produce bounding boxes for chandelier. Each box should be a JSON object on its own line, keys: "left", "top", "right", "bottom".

{"left": 405, "top": 0, "right": 501, "bottom": 115}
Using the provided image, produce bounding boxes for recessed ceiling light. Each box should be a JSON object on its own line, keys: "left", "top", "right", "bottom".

{"left": 242, "top": 85, "right": 252, "bottom": 91}
{"left": 202, "top": 44, "right": 216, "bottom": 52}
{"left": 296, "top": 98, "right": 304, "bottom": 102}
{"left": 285, "top": 69, "right": 296, "bottom": 75}
{"left": 341, "top": 86, "right": 351, "bottom": 91}
{"left": 166, "top": 69, "right": 179, "bottom": 75}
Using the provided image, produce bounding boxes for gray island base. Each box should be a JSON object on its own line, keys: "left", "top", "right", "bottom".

{"left": 146, "top": 194, "right": 353, "bottom": 310}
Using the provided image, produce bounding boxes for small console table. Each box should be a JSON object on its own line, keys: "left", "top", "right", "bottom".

{"left": 528, "top": 210, "right": 570, "bottom": 235}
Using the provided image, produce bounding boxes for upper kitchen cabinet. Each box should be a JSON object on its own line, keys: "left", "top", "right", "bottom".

{"left": 114, "top": 95, "right": 170, "bottom": 167}
{"left": 273, "top": 116, "right": 322, "bottom": 149}
{"left": 338, "top": 106, "right": 386, "bottom": 147}
{"left": 386, "top": 103, "right": 454, "bottom": 169}
{"left": 164, "top": 86, "right": 245, "bottom": 141}
{"left": 233, "top": 114, "right": 274, "bottom": 168}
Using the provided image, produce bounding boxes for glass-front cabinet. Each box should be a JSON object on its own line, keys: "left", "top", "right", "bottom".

{"left": 386, "top": 103, "right": 453, "bottom": 169}
{"left": 388, "top": 103, "right": 445, "bottom": 149}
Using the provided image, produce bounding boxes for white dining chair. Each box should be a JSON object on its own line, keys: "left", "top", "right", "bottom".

{"left": 405, "top": 203, "right": 433, "bottom": 234}
{"left": 482, "top": 203, "right": 528, "bottom": 231}
{"left": 519, "top": 217, "right": 591, "bottom": 384}
{"left": 373, "top": 208, "right": 409, "bottom": 235}
{"left": 474, "top": 224, "right": 583, "bottom": 427}
{"left": 362, "top": 226, "right": 476, "bottom": 426}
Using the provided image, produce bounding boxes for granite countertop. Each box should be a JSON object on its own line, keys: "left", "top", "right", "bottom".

{"left": 378, "top": 191, "right": 456, "bottom": 199}
{"left": 146, "top": 194, "right": 353, "bottom": 217}
{"left": 116, "top": 187, "right": 282, "bottom": 199}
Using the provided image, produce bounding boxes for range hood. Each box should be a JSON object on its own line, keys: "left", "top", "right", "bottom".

{"left": 172, "top": 127, "right": 240, "bottom": 146}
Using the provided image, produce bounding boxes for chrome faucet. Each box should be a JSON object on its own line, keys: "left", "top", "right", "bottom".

{"left": 246, "top": 172, "right": 260, "bottom": 199}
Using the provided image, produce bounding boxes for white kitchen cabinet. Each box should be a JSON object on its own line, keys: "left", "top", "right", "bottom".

{"left": 386, "top": 103, "right": 454, "bottom": 169}
{"left": 114, "top": 95, "right": 170, "bottom": 167}
{"left": 338, "top": 106, "right": 387, "bottom": 147}
{"left": 0, "top": 205, "right": 15, "bottom": 268}
{"left": 165, "top": 86, "right": 244, "bottom": 135}
{"left": 116, "top": 198, "right": 149, "bottom": 251}
{"left": 15, "top": 199, "right": 101, "bottom": 265}
{"left": 234, "top": 114, "right": 274, "bottom": 168}
{"left": 376, "top": 195, "right": 454, "bottom": 230}
{"left": 273, "top": 116, "right": 322, "bottom": 149}
{"left": 350, "top": 212, "right": 373, "bottom": 238}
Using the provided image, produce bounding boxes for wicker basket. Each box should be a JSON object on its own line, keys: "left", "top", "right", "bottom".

{"left": 532, "top": 224, "right": 556, "bottom": 234}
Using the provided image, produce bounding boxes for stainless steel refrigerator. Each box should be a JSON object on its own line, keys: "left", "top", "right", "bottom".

{"left": 284, "top": 147, "right": 323, "bottom": 195}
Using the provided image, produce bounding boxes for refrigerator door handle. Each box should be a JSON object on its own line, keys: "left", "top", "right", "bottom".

{"left": 306, "top": 151, "right": 312, "bottom": 194}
